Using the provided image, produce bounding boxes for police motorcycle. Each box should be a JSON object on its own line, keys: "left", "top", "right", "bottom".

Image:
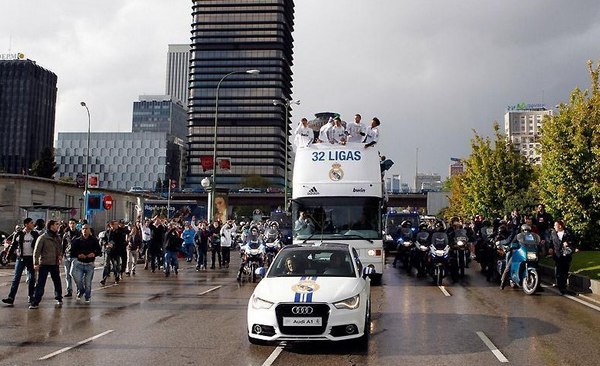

{"left": 502, "top": 225, "right": 540, "bottom": 295}
{"left": 429, "top": 225, "right": 450, "bottom": 286}
{"left": 451, "top": 227, "right": 469, "bottom": 279}
{"left": 239, "top": 233, "right": 265, "bottom": 283}
{"left": 412, "top": 225, "right": 431, "bottom": 277}
{"left": 263, "top": 222, "right": 281, "bottom": 267}
{"left": 392, "top": 221, "right": 415, "bottom": 273}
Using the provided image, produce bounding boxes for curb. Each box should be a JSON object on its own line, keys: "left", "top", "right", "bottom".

{"left": 539, "top": 264, "right": 598, "bottom": 294}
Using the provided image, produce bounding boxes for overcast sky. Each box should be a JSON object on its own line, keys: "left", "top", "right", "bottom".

{"left": 2, "top": 1, "right": 599, "bottom": 186}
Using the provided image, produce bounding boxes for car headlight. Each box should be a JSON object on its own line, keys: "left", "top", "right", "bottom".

{"left": 251, "top": 295, "right": 274, "bottom": 310}
{"left": 333, "top": 294, "right": 360, "bottom": 310}
{"left": 526, "top": 252, "right": 538, "bottom": 261}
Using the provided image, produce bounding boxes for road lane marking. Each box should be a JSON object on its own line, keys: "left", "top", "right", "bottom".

{"left": 38, "top": 329, "right": 114, "bottom": 360}
{"left": 540, "top": 285, "right": 600, "bottom": 312}
{"left": 198, "top": 285, "right": 222, "bottom": 296}
{"left": 438, "top": 286, "right": 451, "bottom": 296}
{"left": 93, "top": 283, "right": 119, "bottom": 292}
{"left": 476, "top": 331, "right": 509, "bottom": 363}
{"left": 261, "top": 342, "right": 286, "bottom": 366}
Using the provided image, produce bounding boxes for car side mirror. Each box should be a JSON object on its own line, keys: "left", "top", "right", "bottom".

{"left": 362, "top": 267, "right": 375, "bottom": 279}
{"left": 255, "top": 267, "right": 267, "bottom": 278}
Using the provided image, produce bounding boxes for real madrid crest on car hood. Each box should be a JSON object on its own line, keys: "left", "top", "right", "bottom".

{"left": 328, "top": 163, "right": 344, "bottom": 181}
{"left": 292, "top": 277, "right": 320, "bottom": 303}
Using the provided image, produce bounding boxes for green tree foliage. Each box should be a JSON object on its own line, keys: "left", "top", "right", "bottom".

{"left": 58, "top": 176, "right": 74, "bottom": 184}
{"left": 539, "top": 61, "right": 600, "bottom": 249}
{"left": 30, "top": 147, "right": 58, "bottom": 179}
{"left": 454, "top": 123, "right": 536, "bottom": 219}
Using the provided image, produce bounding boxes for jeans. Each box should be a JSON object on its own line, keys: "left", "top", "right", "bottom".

{"left": 102, "top": 255, "right": 121, "bottom": 282}
{"left": 31, "top": 265, "right": 62, "bottom": 305}
{"left": 183, "top": 243, "right": 195, "bottom": 261}
{"left": 72, "top": 260, "right": 95, "bottom": 300}
{"left": 196, "top": 245, "right": 207, "bottom": 268}
{"left": 126, "top": 249, "right": 139, "bottom": 273}
{"left": 555, "top": 255, "right": 572, "bottom": 291}
{"left": 7, "top": 256, "right": 36, "bottom": 301}
{"left": 164, "top": 250, "right": 179, "bottom": 274}
{"left": 63, "top": 256, "right": 75, "bottom": 294}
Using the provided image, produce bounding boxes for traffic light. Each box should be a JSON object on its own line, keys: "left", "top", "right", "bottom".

{"left": 87, "top": 194, "right": 103, "bottom": 211}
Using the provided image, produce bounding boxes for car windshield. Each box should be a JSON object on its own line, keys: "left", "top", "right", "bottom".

{"left": 268, "top": 249, "right": 356, "bottom": 278}
{"left": 292, "top": 197, "right": 381, "bottom": 240}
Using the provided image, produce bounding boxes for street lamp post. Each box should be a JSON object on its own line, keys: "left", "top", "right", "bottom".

{"left": 273, "top": 98, "right": 300, "bottom": 212}
{"left": 80, "top": 102, "right": 91, "bottom": 222}
{"left": 209, "top": 69, "right": 260, "bottom": 222}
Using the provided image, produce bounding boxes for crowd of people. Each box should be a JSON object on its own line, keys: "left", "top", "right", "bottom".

{"left": 294, "top": 114, "right": 381, "bottom": 148}
{"left": 0, "top": 215, "right": 286, "bottom": 308}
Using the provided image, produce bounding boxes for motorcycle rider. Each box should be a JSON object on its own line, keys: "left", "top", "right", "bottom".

{"left": 500, "top": 224, "right": 538, "bottom": 289}
{"left": 392, "top": 220, "right": 414, "bottom": 269}
{"left": 237, "top": 225, "right": 265, "bottom": 280}
{"left": 2, "top": 218, "right": 39, "bottom": 306}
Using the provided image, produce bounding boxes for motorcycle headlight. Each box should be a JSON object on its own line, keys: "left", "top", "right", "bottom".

{"left": 457, "top": 240, "right": 465, "bottom": 247}
{"left": 403, "top": 241, "right": 412, "bottom": 247}
{"left": 526, "top": 252, "right": 538, "bottom": 261}
{"left": 333, "top": 294, "right": 360, "bottom": 310}
{"left": 385, "top": 235, "right": 393, "bottom": 241}
{"left": 251, "top": 295, "right": 274, "bottom": 310}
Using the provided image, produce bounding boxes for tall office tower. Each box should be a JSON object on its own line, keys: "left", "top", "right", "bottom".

{"left": 132, "top": 95, "right": 188, "bottom": 140}
{"left": 504, "top": 103, "right": 552, "bottom": 164}
{"left": 0, "top": 57, "right": 57, "bottom": 174}
{"left": 187, "top": 0, "right": 295, "bottom": 189}
{"left": 165, "top": 44, "right": 191, "bottom": 106}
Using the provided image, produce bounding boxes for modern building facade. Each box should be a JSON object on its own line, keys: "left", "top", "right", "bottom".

{"left": 504, "top": 103, "right": 552, "bottom": 164}
{"left": 415, "top": 173, "right": 442, "bottom": 193}
{"left": 132, "top": 95, "right": 188, "bottom": 140}
{"left": 0, "top": 58, "right": 57, "bottom": 174}
{"left": 187, "top": 0, "right": 295, "bottom": 190}
{"left": 55, "top": 132, "right": 185, "bottom": 191}
{"left": 165, "top": 44, "right": 191, "bottom": 106}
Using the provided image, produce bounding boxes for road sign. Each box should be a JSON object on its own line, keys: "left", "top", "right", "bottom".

{"left": 103, "top": 195, "right": 113, "bottom": 210}
{"left": 76, "top": 174, "right": 85, "bottom": 188}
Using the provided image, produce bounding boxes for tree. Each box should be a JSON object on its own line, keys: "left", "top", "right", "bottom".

{"left": 453, "top": 123, "right": 536, "bottom": 219}
{"left": 539, "top": 61, "right": 600, "bottom": 249}
{"left": 30, "top": 147, "right": 58, "bottom": 179}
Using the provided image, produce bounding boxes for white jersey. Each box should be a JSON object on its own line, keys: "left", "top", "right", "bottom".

{"left": 318, "top": 122, "right": 333, "bottom": 143}
{"left": 363, "top": 126, "right": 379, "bottom": 145}
{"left": 141, "top": 226, "right": 152, "bottom": 241}
{"left": 331, "top": 125, "right": 346, "bottom": 144}
{"left": 346, "top": 122, "right": 365, "bottom": 143}
{"left": 294, "top": 125, "right": 313, "bottom": 147}
{"left": 220, "top": 225, "right": 234, "bottom": 247}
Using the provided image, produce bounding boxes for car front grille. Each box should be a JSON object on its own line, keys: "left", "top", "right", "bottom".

{"left": 275, "top": 303, "right": 331, "bottom": 335}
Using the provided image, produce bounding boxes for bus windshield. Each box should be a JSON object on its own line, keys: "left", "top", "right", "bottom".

{"left": 292, "top": 197, "right": 382, "bottom": 240}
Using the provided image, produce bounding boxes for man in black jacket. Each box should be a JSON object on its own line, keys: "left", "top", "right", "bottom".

{"left": 2, "top": 218, "right": 39, "bottom": 306}
{"left": 61, "top": 218, "right": 80, "bottom": 298}
{"left": 70, "top": 224, "right": 102, "bottom": 302}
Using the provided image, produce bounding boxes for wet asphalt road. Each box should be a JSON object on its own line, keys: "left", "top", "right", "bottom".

{"left": 0, "top": 254, "right": 598, "bottom": 366}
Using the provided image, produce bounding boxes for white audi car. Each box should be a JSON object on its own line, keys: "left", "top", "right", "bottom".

{"left": 247, "top": 243, "right": 373, "bottom": 347}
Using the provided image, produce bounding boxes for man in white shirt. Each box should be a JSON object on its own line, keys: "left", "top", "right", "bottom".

{"left": 294, "top": 118, "right": 314, "bottom": 147}
{"left": 346, "top": 114, "right": 365, "bottom": 143}
{"left": 331, "top": 117, "right": 347, "bottom": 145}
{"left": 363, "top": 117, "right": 381, "bottom": 148}
{"left": 317, "top": 117, "right": 334, "bottom": 143}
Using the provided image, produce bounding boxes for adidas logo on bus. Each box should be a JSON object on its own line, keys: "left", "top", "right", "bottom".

{"left": 307, "top": 187, "right": 319, "bottom": 195}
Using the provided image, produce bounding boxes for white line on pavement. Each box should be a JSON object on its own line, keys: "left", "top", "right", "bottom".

{"left": 93, "top": 283, "right": 119, "bottom": 292}
{"left": 438, "top": 286, "right": 451, "bottom": 297}
{"left": 261, "top": 342, "right": 286, "bottom": 366}
{"left": 540, "top": 284, "right": 600, "bottom": 312}
{"left": 476, "top": 331, "right": 509, "bottom": 363}
{"left": 38, "top": 329, "right": 114, "bottom": 360}
{"left": 198, "top": 285, "right": 222, "bottom": 296}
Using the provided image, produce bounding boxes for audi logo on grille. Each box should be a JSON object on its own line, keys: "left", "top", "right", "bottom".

{"left": 291, "top": 306, "right": 314, "bottom": 315}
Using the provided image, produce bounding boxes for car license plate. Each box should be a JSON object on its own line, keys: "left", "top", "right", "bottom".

{"left": 283, "top": 317, "right": 322, "bottom": 326}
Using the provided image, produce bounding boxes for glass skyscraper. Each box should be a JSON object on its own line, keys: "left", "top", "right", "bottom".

{"left": 187, "top": 0, "right": 295, "bottom": 190}
{"left": 0, "top": 59, "right": 57, "bottom": 174}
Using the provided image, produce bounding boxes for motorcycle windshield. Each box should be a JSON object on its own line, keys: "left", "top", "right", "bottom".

{"left": 416, "top": 232, "right": 430, "bottom": 243}
{"left": 431, "top": 232, "right": 448, "bottom": 249}
{"left": 400, "top": 228, "right": 413, "bottom": 239}
{"left": 516, "top": 232, "right": 540, "bottom": 250}
{"left": 454, "top": 229, "right": 467, "bottom": 241}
